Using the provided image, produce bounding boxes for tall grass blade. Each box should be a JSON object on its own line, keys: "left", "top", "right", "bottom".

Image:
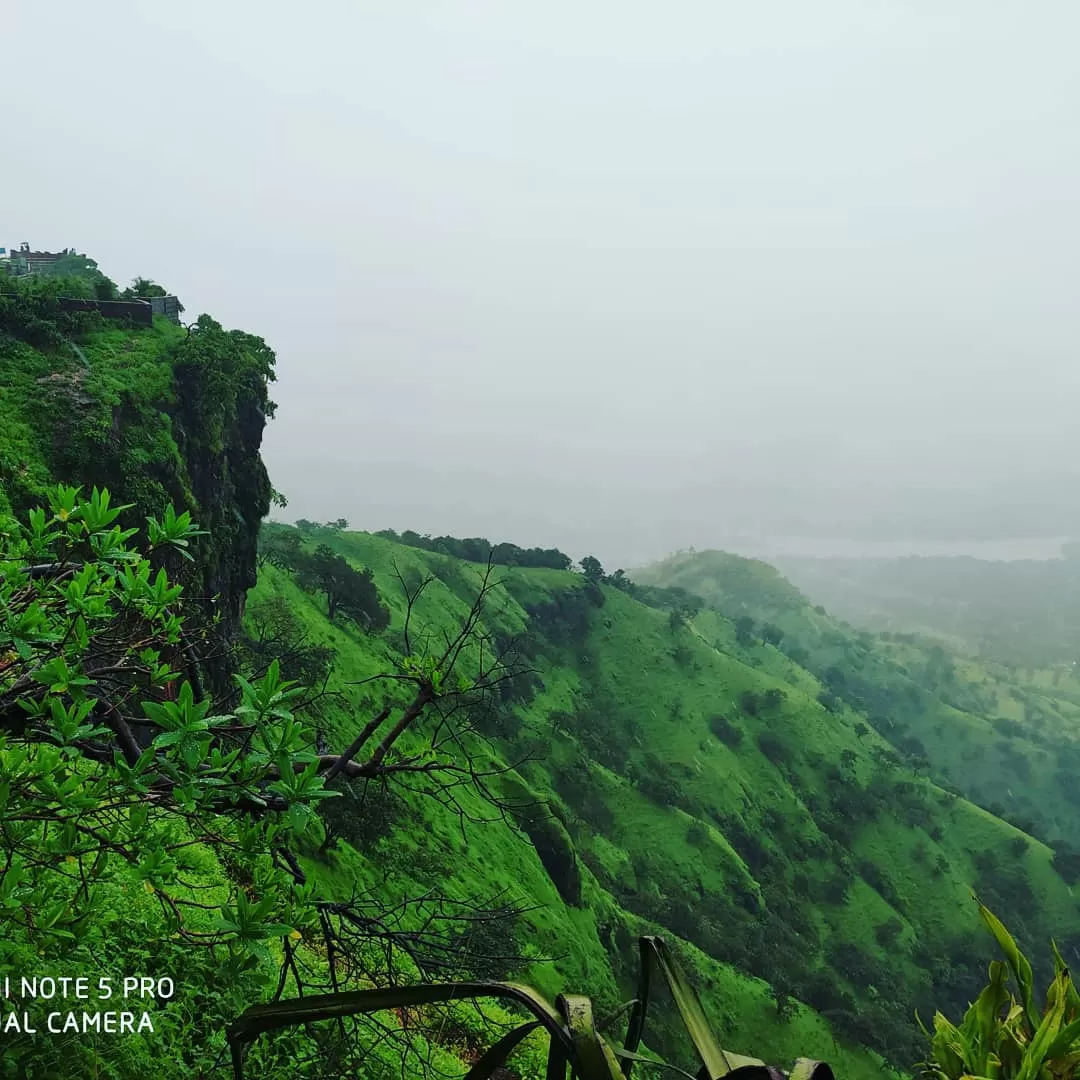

{"left": 558, "top": 993, "right": 624, "bottom": 1079}
{"left": 786, "top": 1059, "right": 836, "bottom": 1080}
{"left": 463, "top": 1021, "right": 542, "bottom": 1080}
{"left": 978, "top": 901, "right": 1035, "bottom": 1027}
{"left": 639, "top": 936, "right": 767, "bottom": 1079}
{"left": 228, "top": 982, "right": 569, "bottom": 1079}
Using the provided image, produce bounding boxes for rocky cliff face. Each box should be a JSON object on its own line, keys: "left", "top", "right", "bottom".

{"left": 178, "top": 384, "right": 271, "bottom": 616}
{"left": 171, "top": 358, "right": 273, "bottom": 694}
{"left": 1, "top": 295, "right": 276, "bottom": 700}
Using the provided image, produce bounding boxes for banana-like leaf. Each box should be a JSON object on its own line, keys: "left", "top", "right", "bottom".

{"left": 463, "top": 1021, "right": 542, "bottom": 1080}
{"left": 968, "top": 961, "right": 1011, "bottom": 1074}
{"left": 621, "top": 939, "right": 656, "bottom": 1075}
{"left": 1050, "top": 940, "right": 1080, "bottom": 1018}
{"left": 558, "top": 993, "right": 624, "bottom": 1079}
{"left": 1015, "top": 969, "right": 1068, "bottom": 1080}
{"left": 547, "top": 1040, "right": 569, "bottom": 1080}
{"left": 228, "top": 981, "right": 569, "bottom": 1080}
{"left": 1042, "top": 1014, "right": 1080, "bottom": 1061}
{"left": 787, "top": 1058, "right": 836, "bottom": 1080}
{"left": 978, "top": 901, "right": 1035, "bottom": 1028}
{"left": 629, "top": 936, "right": 767, "bottom": 1080}
{"left": 228, "top": 938, "right": 832, "bottom": 1080}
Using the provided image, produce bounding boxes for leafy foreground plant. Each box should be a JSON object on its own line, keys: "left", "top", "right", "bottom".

{"left": 228, "top": 935, "right": 835, "bottom": 1080}
{"left": 922, "top": 901, "right": 1080, "bottom": 1080}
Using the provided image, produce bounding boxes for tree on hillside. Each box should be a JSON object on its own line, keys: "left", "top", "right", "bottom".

{"left": 580, "top": 555, "right": 605, "bottom": 583}
{"left": 0, "top": 486, "right": 539, "bottom": 1078}
{"left": 124, "top": 276, "right": 167, "bottom": 297}
{"left": 762, "top": 622, "right": 785, "bottom": 647}
{"left": 238, "top": 595, "right": 336, "bottom": 699}
{"left": 734, "top": 615, "right": 756, "bottom": 645}
{"left": 296, "top": 544, "right": 389, "bottom": 629}
{"left": 257, "top": 525, "right": 303, "bottom": 569}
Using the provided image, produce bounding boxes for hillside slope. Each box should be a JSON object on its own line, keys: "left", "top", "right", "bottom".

{"left": 0, "top": 266, "right": 889, "bottom": 1077}
{"left": 636, "top": 551, "right": 1080, "bottom": 851}
{"left": 250, "top": 527, "right": 1080, "bottom": 1072}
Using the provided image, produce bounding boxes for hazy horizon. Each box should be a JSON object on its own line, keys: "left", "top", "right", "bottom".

{"left": 7, "top": 2, "right": 1079, "bottom": 564}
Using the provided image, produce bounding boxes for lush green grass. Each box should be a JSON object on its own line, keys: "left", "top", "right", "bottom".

{"left": 637, "top": 550, "right": 1080, "bottom": 845}
{"left": 235, "top": 529, "right": 1080, "bottom": 1074}
{"left": 0, "top": 314, "right": 186, "bottom": 513}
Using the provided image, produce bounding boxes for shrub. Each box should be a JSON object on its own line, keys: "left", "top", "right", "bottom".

{"left": 1051, "top": 844, "right": 1080, "bottom": 884}
{"left": 924, "top": 903, "right": 1080, "bottom": 1080}
{"left": 829, "top": 941, "right": 881, "bottom": 988}
{"left": 319, "top": 777, "right": 401, "bottom": 852}
{"left": 785, "top": 643, "right": 810, "bottom": 666}
{"left": 817, "top": 690, "right": 840, "bottom": 713}
{"left": 819, "top": 871, "right": 852, "bottom": 906}
{"left": 757, "top": 731, "right": 791, "bottom": 766}
{"left": 740, "top": 690, "right": 761, "bottom": 716}
{"left": 875, "top": 917, "right": 904, "bottom": 949}
{"left": 762, "top": 687, "right": 786, "bottom": 711}
{"left": 686, "top": 821, "right": 710, "bottom": 848}
{"left": 709, "top": 714, "right": 744, "bottom": 746}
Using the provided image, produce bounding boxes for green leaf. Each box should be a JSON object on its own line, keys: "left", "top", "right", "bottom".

{"left": 558, "top": 993, "right": 622, "bottom": 1079}
{"left": 978, "top": 901, "right": 1035, "bottom": 1027}
{"left": 1016, "top": 969, "right": 1069, "bottom": 1080}
{"left": 633, "top": 937, "right": 765, "bottom": 1079}
{"left": 228, "top": 982, "right": 572, "bottom": 1080}
{"left": 463, "top": 1021, "right": 542, "bottom": 1080}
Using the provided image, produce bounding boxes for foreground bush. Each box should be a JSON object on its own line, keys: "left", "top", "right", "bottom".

{"left": 229, "top": 935, "right": 835, "bottom": 1079}
{"left": 922, "top": 901, "right": 1080, "bottom": 1080}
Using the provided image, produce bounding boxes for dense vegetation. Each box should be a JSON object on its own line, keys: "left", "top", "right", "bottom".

{"left": 366, "top": 526, "right": 575, "bottom": 570}
{"left": 5, "top": 258, "right": 1080, "bottom": 1079}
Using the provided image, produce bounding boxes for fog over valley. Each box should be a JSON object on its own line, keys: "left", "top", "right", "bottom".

{"left": 5, "top": 2, "right": 1079, "bottom": 563}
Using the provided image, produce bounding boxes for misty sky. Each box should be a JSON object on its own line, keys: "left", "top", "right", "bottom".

{"left": 6, "top": 2, "right": 1080, "bottom": 566}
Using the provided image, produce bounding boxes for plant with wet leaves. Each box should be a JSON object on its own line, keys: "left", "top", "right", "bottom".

{"left": 0, "top": 485, "right": 334, "bottom": 959}
{"left": 921, "top": 900, "right": 1080, "bottom": 1080}
{"left": 228, "top": 935, "right": 835, "bottom": 1080}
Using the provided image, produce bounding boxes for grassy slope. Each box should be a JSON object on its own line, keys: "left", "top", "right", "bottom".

{"left": 249, "top": 537, "right": 887, "bottom": 1077}
{"left": 0, "top": 315, "right": 186, "bottom": 514}
{"left": 636, "top": 550, "right": 1080, "bottom": 846}
{"left": 249, "top": 530, "right": 1080, "bottom": 1075}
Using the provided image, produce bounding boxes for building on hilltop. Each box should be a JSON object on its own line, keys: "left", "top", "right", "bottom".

{"left": 146, "top": 294, "right": 183, "bottom": 323}
{"left": 3, "top": 243, "right": 184, "bottom": 325}
{"left": 56, "top": 296, "right": 184, "bottom": 327}
{"left": 7, "top": 242, "right": 75, "bottom": 275}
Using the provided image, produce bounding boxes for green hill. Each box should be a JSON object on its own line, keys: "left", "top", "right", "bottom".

{"left": 245, "top": 534, "right": 1079, "bottom": 1073}
{"left": 4, "top": 260, "right": 1080, "bottom": 1079}
{"left": 635, "top": 550, "right": 1080, "bottom": 851}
